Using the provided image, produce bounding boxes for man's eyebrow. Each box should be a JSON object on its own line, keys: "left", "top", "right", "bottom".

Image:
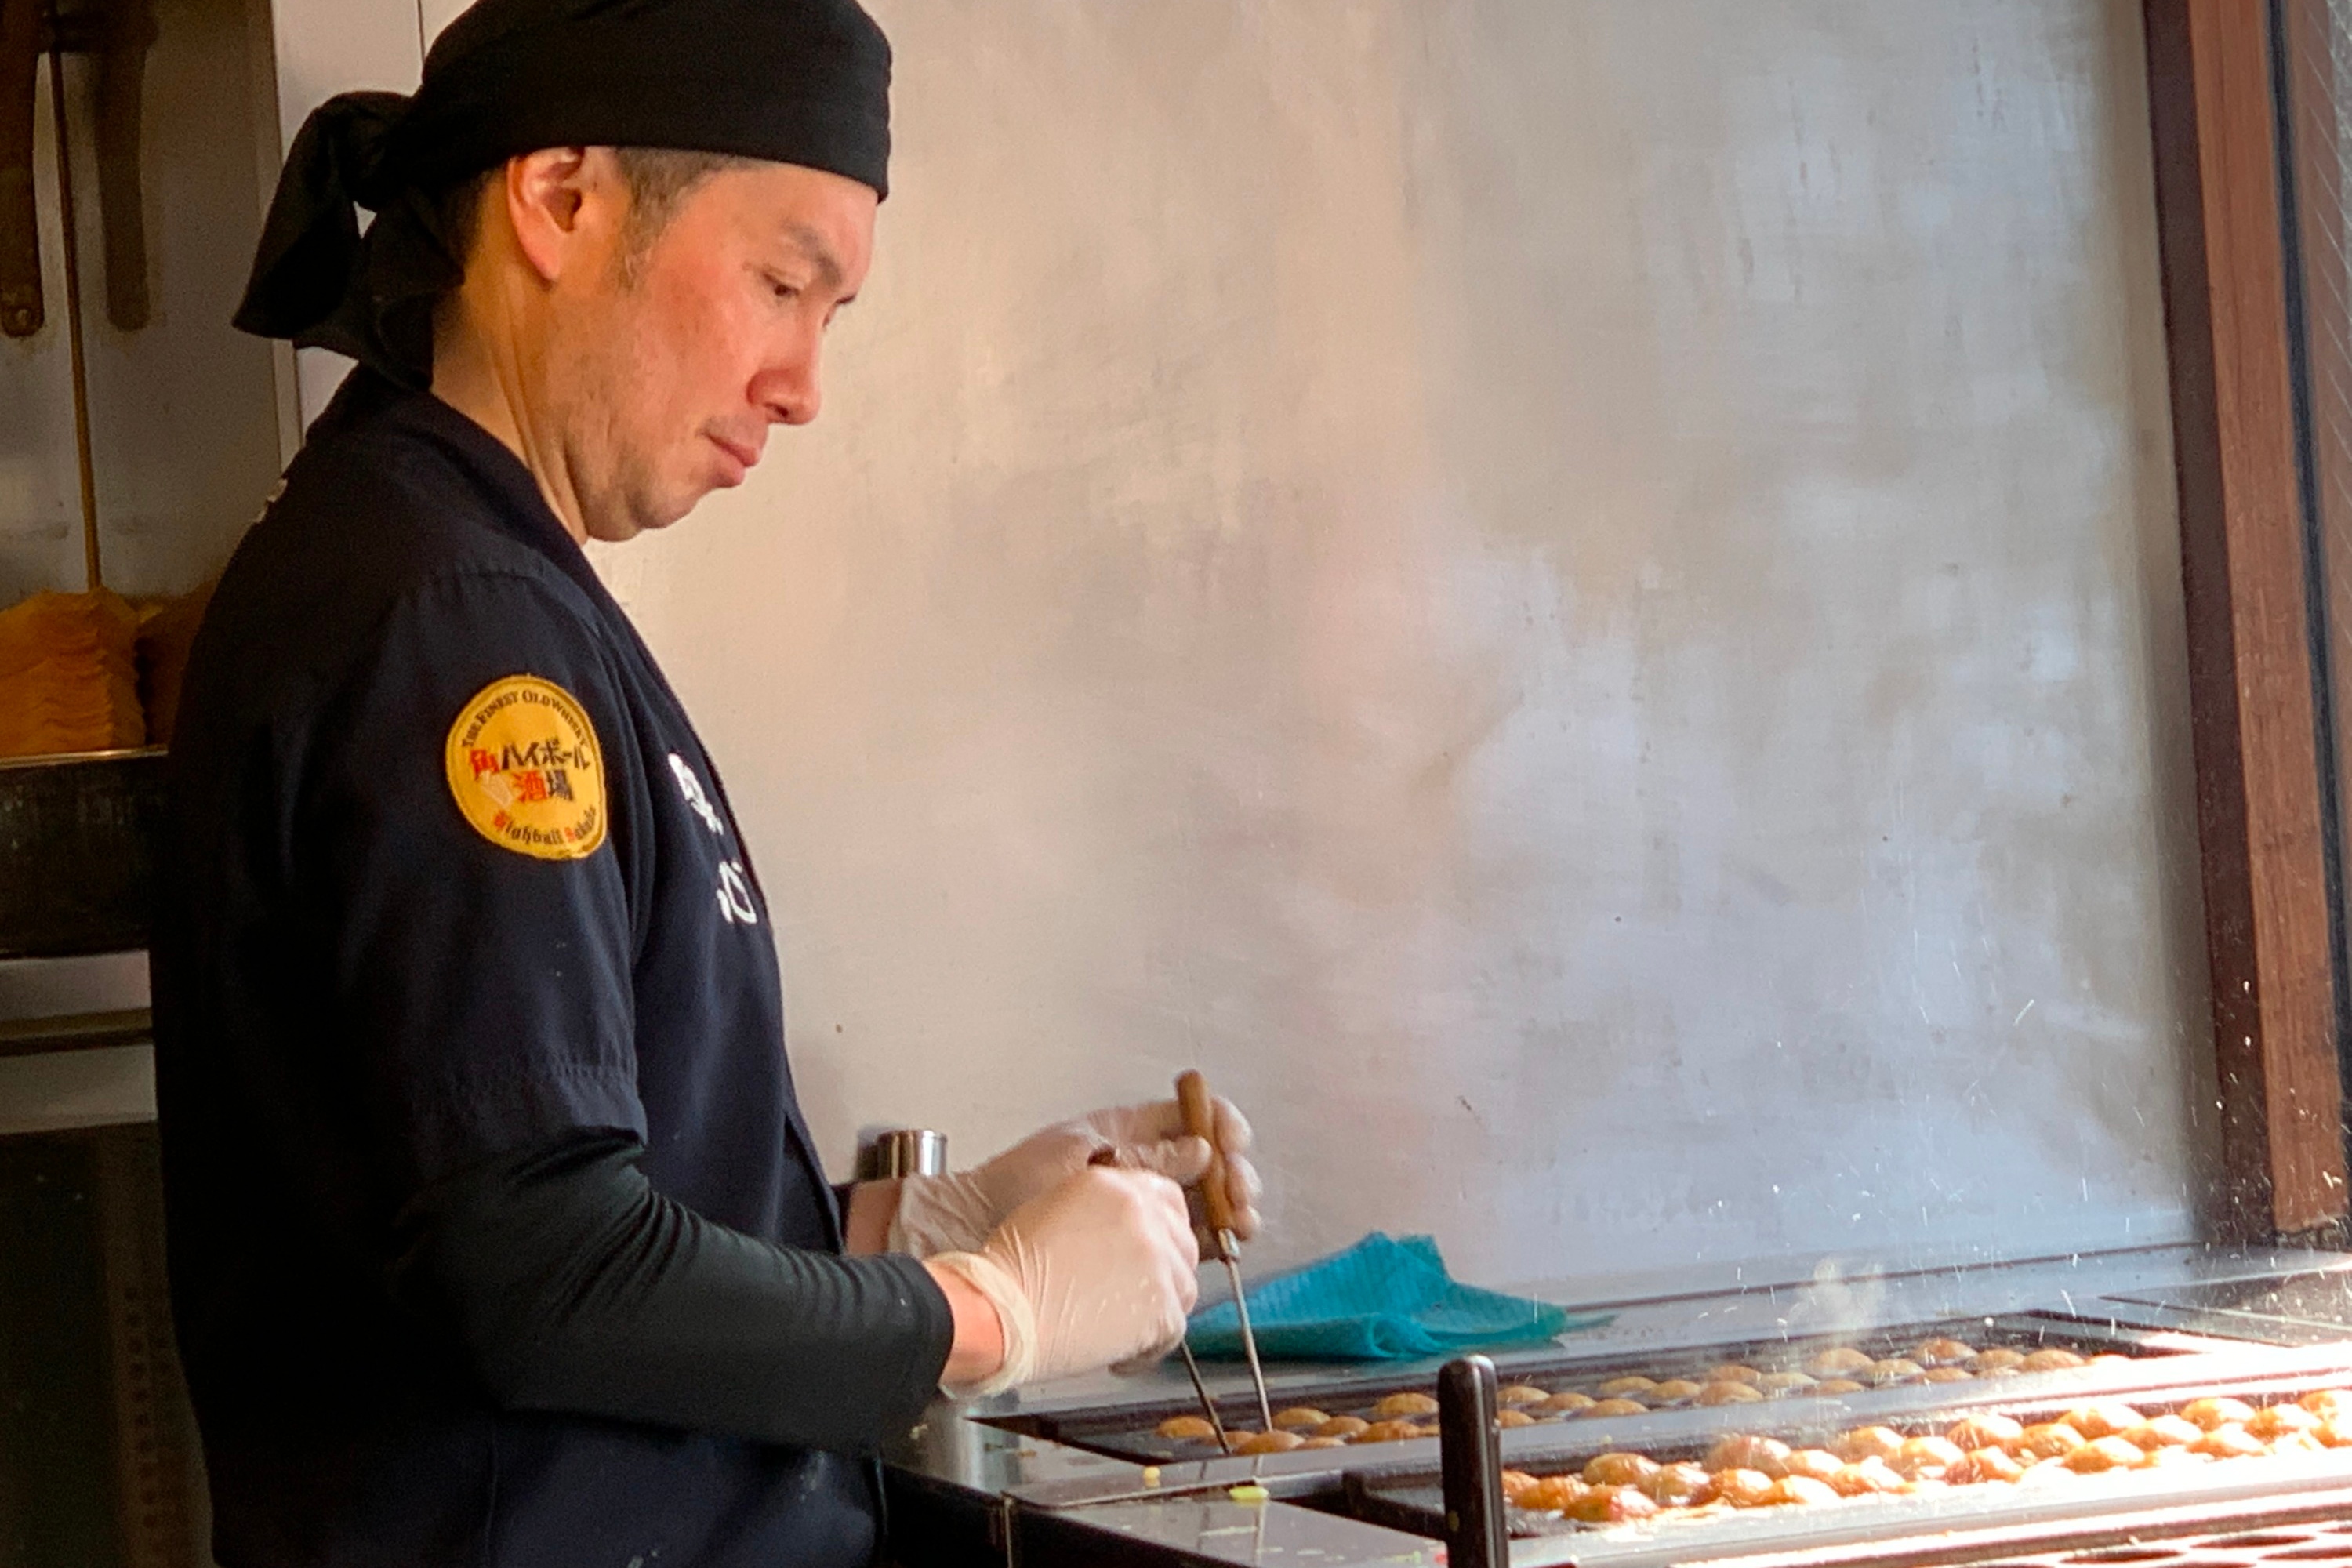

{"left": 782, "top": 223, "right": 844, "bottom": 290}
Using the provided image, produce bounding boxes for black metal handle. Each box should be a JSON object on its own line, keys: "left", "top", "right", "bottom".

{"left": 1438, "top": 1355, "right": 1508, "bottom": 1568}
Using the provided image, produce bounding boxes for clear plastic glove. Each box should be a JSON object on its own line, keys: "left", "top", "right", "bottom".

{"left": 929, "top": 1165, "right": 1200, "bottom": 1397}
{"left": 889, "top": 1094, "right": 1261, "bottom": 1258}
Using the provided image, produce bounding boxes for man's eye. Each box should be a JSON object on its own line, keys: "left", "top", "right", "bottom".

{"left": 765, "top": 274, "right": 801, "bottom": 302}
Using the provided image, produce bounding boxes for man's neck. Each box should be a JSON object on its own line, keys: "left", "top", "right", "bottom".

{"left": 431, "top": 306, "right": 593, "bottom": 546}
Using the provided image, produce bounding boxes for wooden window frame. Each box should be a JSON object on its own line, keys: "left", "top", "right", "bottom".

{"left": 2145, "top": 0, "right": 2348, "bottom": 1240}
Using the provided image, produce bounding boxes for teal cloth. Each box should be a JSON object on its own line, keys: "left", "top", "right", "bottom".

{"left": 1185, "top": 1232, "right": 1610, "bottom": 1361}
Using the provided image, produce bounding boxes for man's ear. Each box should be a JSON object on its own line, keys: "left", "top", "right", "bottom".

{"left": 502, "top": 147, "right": 619, "bottom": 284}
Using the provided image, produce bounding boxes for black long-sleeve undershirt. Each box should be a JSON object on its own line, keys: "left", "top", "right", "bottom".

{"left": 390, "top": 1132, "right": 953, "bottom": 1454}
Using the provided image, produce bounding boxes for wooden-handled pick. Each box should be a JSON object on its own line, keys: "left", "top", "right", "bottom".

{"left": 1174, "top": 1069, "right": 1273, "bottom": 1433}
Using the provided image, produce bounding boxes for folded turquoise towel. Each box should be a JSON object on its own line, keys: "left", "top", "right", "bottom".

{"left": 1185, "top": 1232, "right": 1610, "bottom": 1361}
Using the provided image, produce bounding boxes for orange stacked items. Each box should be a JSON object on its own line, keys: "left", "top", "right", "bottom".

{"left": 0, "top": 590, "right": 145, "bottom": 758}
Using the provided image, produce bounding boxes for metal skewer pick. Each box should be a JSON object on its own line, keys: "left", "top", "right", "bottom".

{"left": 1176, "top": 1069, "right": 1276, "bottom": 1436}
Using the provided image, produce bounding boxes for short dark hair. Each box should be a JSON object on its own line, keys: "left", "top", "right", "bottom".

{"left": 435, "top": 147, "right": 755, "bottom": 278}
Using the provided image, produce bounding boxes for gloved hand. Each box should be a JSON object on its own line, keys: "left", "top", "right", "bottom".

{"left": 929, "top": 1164, "right": 1201, "bottom": 1397}
{"left": 889, "top": 1094, "right": 1261, "bottom": 1258}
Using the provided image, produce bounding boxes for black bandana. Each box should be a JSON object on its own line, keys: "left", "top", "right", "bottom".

{"left": 234, "top": 0, "right": 891, "bottom": 390}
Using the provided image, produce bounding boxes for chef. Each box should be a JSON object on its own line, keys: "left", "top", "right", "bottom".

{"left": 148, "top": 2, "right": 1262, "bottom": 1564}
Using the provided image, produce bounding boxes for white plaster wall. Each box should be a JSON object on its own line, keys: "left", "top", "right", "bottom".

{"left": 565, "top": 2, "right": 2213, "bottom": 1287}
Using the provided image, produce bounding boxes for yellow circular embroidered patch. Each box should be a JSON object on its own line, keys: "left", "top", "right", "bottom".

{"left": 444, "top": 675, "right": 608, "bottom": 860}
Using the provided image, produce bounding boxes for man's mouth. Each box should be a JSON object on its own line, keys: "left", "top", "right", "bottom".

{"left": 707, "top": 433, "right": 761, "bottom": 485}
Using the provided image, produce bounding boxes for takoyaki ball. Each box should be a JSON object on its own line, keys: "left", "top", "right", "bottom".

{"left": 1525, "top": 1475, "right": 1587, "bottom": 1512}
{"left": 1923, "top": 1367, "right": 1976, "bottom": 1385}
{"left": 1947, "top": 1447, "right": 2027, "bottom": 1485}
{"left": 2118, "top": 1416, "right": 2201, "bottom": 1451}
{"left": 1814, "top": 1378, "right": 1867, "bottom": 1396}
{"left": 1314, "top": 1416, "right": 1370, "bottom": 1439}
{"left": 1756, "top": 1371, "right": 1818, "bottom": 1397}
{"left": 1642, "top": 1462, "right": 1714, "bottom": 1507}
{"left": 2063, "top": 1404, "right": 2143, "bottom": 1442}
{"left": 1806, "top": 1348, "right": 1874, "bottom": 1378}
{"left": 1356, "top": 1419, "right": 1423, "bottom": 1443}
{"left": 1832, "top": 1426, "right": 1907, "bottom": 1465}
{"left": 2318, "top": 1417, "right": 2352, "bottom": 1449}
{"left": 1861, "top": 1358, "right": 1924, "bottom": 1388}
{"left": 1581, "top": 1452, "right": 1660, "bottom": 1487}
{"left": 2273, "top": 1430, "right": 2329, "bottom": 1457}
{"left": 1157, "top": 1416, "right": 1219, "bottom": 1442}
{"left": 2063, "top": 1436, "right": 2151, "bottom": 1475}
{"left": 2300, "top": 1388, "right": 2352, "bottom": 1421}
{"left": 1298, "top": 1437, "right": 1348, "bottom": 1450}
{"left": 1944, "top": 1414, "right": 2025, "bottom": 1452}
{"left": 1914, "top": 1338, "right": 1976, "bottom": 1368}
{"left": 1538, "top": 1392, "right": 1597, "bottom": 1416}
{"left": 1497, "top": 1385, "right": 1551, "bottom": 1408}
{"left": 2019, "top": 1348, "right": 2086, "bottom": 1373}
{"left": 2191, "top": 1425, "right": 2267, "bottom": 1461}
{"left": 1273, "top": 1407, "right": 1327, "bottom": 1430}
{"left": 1233, "top": 1430, "right": 1305, "bottom": 1455}
{"left": 1646, "top": 1379, "right": 1704, "bottom": 1406}
{"left": 1501, "top": 1470, "right": 1542, "bottom": 1506}
{"left": 1828, "top": 1459, "right": 1907, "bottom": 1497}
{"left": 1563, "top": 1484, "right": 1660, "bottom": 1524}
{"left": 1697, "top": 1381, "right": 1764, "bottom": 1406}
{"left": 1709, "top": 1468, "right": 1780, "bottom": 1508}
{"left": 2017, "top": 1422, "right": 2087, "bottom": 1461}
{"left": 2248, "top": 1403, "right": 2323, "bottom": 1440}
{"left": 1763, "top": 1475, "right": 1841, "bottom": 1508}
{"left": 2180, "top": 1397, "right": 2258, "bottom": 1432}
{"left": 1968, "top": 1348, "right": 2027, "bottom": 1374}
{"left": 1780, "top": 1449, "right": 1846, "bottom": 1485}
{"left": 2089, "top": 1354, "right": 2132, "bottom": 1368}
{"left": 1893, "top": 1436, "right": 1967, "bottom": 1481}
{"left": 1581, "top": 1397, "right": 1648, "bottom": 1418}
{"left": 1374, "top": 1392, "right": 1440, "bottom": 1420}
{"left": 1495, "top": 1410, "right": 1537, "bottom": 1428}
{"left": 1595, "top": 1376, "right": 1657, "bottom": 1399}
{"left": 1707, "top": 1434, "right": 1793, "bottom": 1476}
{"left": 1705, "top": 1363, "right": 1764, "bottom": 1387}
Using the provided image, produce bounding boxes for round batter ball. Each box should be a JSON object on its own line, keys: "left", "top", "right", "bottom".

{"left": 1944, "top": 1414, "right": 2025, "bottom": 1452}
{"left": 1582, "top": 1452, "right": 1660, "bottom": 1487}
{"left": 1647, "top": 1379, "right": 1704, "bottom": 1406}
{"left": 2318, "top": 1417, "right": 2352, "bottom": 1449}
{"left": 1496, "top": 1410, "right": 1536, "bottom": 1428}
{"left": 1272, "top": 1408, "right": 1327, "bottom": 1430}
{"left": 1948, "top": 1447, "right": 2027, "bottom": 1485}
{"left": 1780, "top": 1449, "right": 1846, "bottom": 1484}
{"left": 1814, "top": 1378, "right": 1866, "bottom": 1396}
{"left": 1564, "top": 1485, "right": 1660, "bottom": 1524}
{"left": 1539, "top": 1392, "right": 1597, "bottom": 1415}
{"left": 1706, "top": 1435, "right": 1792, "bottom": 1476}
{"left": 1914, "top": 1337, "right": 1976, "bottom": 1367}
{"left": 1861, "top": 1358, "right": 1925, "bottom": 1387}
{"left": 1969, "top": 1348, "right": 2027, "bottom": 1373}
{"left": 1314, "top": 1416, "right": 1370, "bottom": 1439}
{"left": 1704, "top": 1363, "right": 1764, "bottom": 1386}
{"left": 2062, "top": 1404, "right": 2142, "bottom": 1441}
{"left": 2118, "top": 1416, "right": 2201, "bottom": 1451}
{"left": 1806, "top": 1348, "right": 1874, "bottom": 1378}
{"left": 2180, "top": 1397, "right": 2259, "bottom": 1432}
{"left": 2300, "top": 1388, "right": 2352, "bottom": 1421}
{"left": 1298, "top": 1437, "right": 1347, "bottom": 1450}
{"left": 1233, "top": 1430, "right": 1305, "bottom": 1455}
{"left": 2249, "top": 1403, "right": 2322, "bottom": 1440}
{"left": 1923, "top": 1367, "right": 1976, "bottom": 1384}
{"left": 1710, "top": 1468, "right": 1780, "bottom": 1508}
{"left": 1828, "top": 1459, "right": 1906, "bottom": 1497}
{"left": 1356, "top": 1419, "right": 1423, "bottom": 1443}
{"left": 2191, "top": 1425, "right": 2267, "bottom": 1461}
{"left": 1584, "top": 1398, "right": 1650, "bottom": 1418}
{"left": 1157, "top": 1416, "right": 1219, "bottom": 1443}
{"left": 1497, "top": 1385, "right": 1551, "bottom": 1408}
{"left": 2064, "top": 1436, "right": 2151, "bottom": 1474}
{"left": 1893, "top": 1436, "right": 1967, "bottom": 1481}
{"left": 1757, "top": 1371, "right": 1818, "bottom": 1396}
{"left": 1697, "top": 1381, "right": 1764, "bottom": 1406}
{"left": 1764, "top": 1475, "right": 1841, "bottom": 1508}
{"left": 1832, "top": 1426, "right": 1906, "bottom": 1465}
{"left": 1525, "top": 1475, "right": 1586, "bottom": 1512}
{"left": 1596, "top": 1376, "right": 1658, "bottom": 1399}
{"left": 2274, "top": 1429, "right": 2328, "bottom": 1457}
{"left": 2019, "top": 1348, "right": 2086, "bottom": 1372}
{"left": 2017, "top": 1422, "right": 2087, "bottom": 1461}
{"left": 1374, "top": 1392, "right": 1440, "bottom": 1420}
{"left": 1501, "top": 1470, "right": 1542, "bottom": 1506}
{"left": 1642, "top": 1462, "right": 1713, "bottom": 1507}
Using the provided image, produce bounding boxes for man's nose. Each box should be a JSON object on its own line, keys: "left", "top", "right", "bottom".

{"left": 754, "top": 334, "right": 824, "bottom": 426}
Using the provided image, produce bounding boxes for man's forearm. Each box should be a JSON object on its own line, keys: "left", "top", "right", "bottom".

{"left": 394, "top": 1134, "right": 953, "bottom": 1453}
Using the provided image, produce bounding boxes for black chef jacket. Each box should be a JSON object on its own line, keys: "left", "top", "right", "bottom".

{"left": 151, "top": 371, "right": 946, "bottom": 1568}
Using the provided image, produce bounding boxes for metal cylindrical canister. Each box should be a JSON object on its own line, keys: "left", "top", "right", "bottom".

{"left": 856, "top": 1128, "right": 947, "bottom": 1181}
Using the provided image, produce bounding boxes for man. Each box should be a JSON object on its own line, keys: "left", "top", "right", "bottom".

{"left": 150, "top": 2, "right": 1261, "bottom": 1564}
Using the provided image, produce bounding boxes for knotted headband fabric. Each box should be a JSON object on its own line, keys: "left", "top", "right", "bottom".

{"left": 234, "top": 0, "right": 891, "bottom": 389}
